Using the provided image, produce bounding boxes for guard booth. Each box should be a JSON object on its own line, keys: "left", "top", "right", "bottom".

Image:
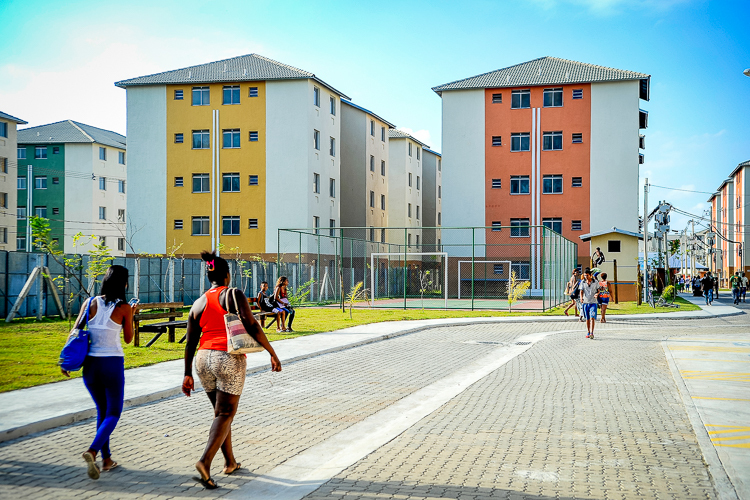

{"left": 579, "top": 227, "right": 642, "bottom": 302}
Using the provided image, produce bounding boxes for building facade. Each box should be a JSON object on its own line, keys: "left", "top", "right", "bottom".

{"left": 422, "top": 148, "right": 442, "bottom": 249}
{"left": 708, "top": 159, "right": 749, "bottom": 285}
{"left": 0, "top": 111, "right": 27, "bottom": 251}
{"left": 17, "top": 120, "right": 127, "bottom": 256}
{"left": 434, "top": 57, "right": 650, "bottom": 279}
{"left": 387, "top": 130, "right": 429, "bottom": 250}
{"left": 116, "top": 54, "right": 348, "bottom": 257}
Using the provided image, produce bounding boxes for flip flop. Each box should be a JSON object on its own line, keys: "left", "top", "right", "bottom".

{"left": 193, "top": 476, "right": 219, "bottom": 489}
{"left": 101, "top": 462, "right": 119, "bottom": 472}
{"left": 223, "top": 463, "right": 242, "bottom": 475}
{"left": 82, "top": 451, "right": 100, "bottom": 480}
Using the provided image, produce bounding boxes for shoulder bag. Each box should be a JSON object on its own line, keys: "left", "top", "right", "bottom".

{"left": 224, "top": 288, "right": 265, "bottom": 355}
{"left": 59, "top": 298, "right": 93, "bottom": 371}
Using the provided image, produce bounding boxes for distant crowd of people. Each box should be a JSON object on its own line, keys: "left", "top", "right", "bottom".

{"left": 563, "top": 267, "right": 612, "bottom": 339}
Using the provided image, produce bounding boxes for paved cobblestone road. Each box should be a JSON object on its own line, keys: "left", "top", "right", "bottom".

{"left": 2, "top": 314, "right": 747, "bottom": 499}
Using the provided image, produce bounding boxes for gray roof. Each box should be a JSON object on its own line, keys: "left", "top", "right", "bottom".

{"left": 579, "top": 227, "right": 643, "bottom": 242}
{"left": 18, "top": 120, "right": 126, "bottom": 149}
{"left": 0, "top": 111, "right": 27, "bottom": 125}
{"left": 115, "top": 53, "right": 349, "bottom": 99}
{"left": 423, "top": 148, "right": 441, "bottom": 157}
{"left": 341, "top": 100, "right": 396, "bottom": 128}
{"left": 432, "top": 56, "right": 649, "bottom": 94}
{"left": 728, "top": 159, "right": 750, "bottom": 179}
{"left": 388, "top": 129, "right": 430, "bottom": 149}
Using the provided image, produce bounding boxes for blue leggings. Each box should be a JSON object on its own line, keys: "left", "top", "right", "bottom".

{"left": 82, "top": 356, "right": 125, "bottom": 459}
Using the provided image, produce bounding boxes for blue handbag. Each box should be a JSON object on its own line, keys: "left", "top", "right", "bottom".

{"left": 59, "top": 298, "right": 93, "bottom": 371}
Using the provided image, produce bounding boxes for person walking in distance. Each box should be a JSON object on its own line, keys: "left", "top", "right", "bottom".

{"left": 731, "top": 271, "right": 742, "bottom": 305}
{"left": 701, "top": 272, "right": 714, "bottom": 306}
{"left": 182, "top": 251, "right": 282, "bottom": 489}
{"left": 597, "top": 272, "right": 612, "bottom": 323}
{"left": 592, "top": 247, "right": 605, "bottom": 267}
{"left": 579, "top": 268, "right": 602, "bottom": 339}
{"left": 563, "top": 268, "right": 581, "bottom": 317}
{"left": 62, "top": 265, "right": 135, "bottom": 480}
{"left": 742, "top": 272, "right": 748, "bottom": 303}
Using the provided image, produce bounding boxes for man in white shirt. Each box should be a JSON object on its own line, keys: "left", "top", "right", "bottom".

{"left": 579, "top": 268, "right": 601, "bottom": 339}
{"left": 742, "top": 272, "right": 748, "bottom": 303}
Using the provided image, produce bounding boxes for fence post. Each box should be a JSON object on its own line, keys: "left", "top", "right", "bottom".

{"left": 471, "top": 227, "right": 475, "bottom": 311}
{"left": 168, "top": 258, "right": 175, "bottom": 303}
{"left": 403, "top": 228, "right": 408, "bottom": 309}
{"left": 613, "top": 259, "right": 619, "bottom": 304}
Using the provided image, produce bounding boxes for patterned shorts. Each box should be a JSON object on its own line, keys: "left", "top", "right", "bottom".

{"left": 195, "top": 349, "right": 247, "bottom": 395}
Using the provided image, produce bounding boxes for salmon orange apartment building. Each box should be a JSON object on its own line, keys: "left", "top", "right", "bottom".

{"left": 433, "top": 57, "right": 650, "bottom": 276}
{"left": 116, "top": 54, "right": 348, "bottom": 257}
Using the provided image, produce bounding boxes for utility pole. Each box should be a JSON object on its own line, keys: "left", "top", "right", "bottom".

{"left": 643, "top": 178, "right": 649, "bottom": 302}
{"left": 690, "top": 219, "right": 696, "bottom": 279}
{"left": 26, "top": 164, "right": 33, "bottom": 252}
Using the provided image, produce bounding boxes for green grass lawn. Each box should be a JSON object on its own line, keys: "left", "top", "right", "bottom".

{"left": 0, "top": 297, "right": 698, "bottom": 393}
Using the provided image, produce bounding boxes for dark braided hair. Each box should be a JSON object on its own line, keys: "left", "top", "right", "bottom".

{"left": 201, "top": 250, "right": 229, "bottom": 284}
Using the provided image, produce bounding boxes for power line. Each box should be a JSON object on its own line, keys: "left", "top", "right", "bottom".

{"left": 649, "top": 184, "right": 715, "bottom": 195}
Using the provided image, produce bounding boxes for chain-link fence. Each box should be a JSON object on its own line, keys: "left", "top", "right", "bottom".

{"left": 277, "top": 226, "right": 578, "bottom": 311}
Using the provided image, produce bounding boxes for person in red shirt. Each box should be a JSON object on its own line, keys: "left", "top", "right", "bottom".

{"left": 182, "top": 251, "right": 282, "bottom": 489}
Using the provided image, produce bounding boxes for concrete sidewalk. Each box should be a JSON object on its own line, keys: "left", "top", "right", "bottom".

{"left": 0, "top": 299, "right": 742, "bottom": 444}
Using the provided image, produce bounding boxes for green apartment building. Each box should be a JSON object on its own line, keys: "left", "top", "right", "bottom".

{"left": 17, "top": 120, "right": 127, "bottom": 255}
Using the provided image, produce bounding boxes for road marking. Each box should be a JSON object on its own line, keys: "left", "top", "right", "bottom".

{"left": 676, "top": 359, "right": 750, "bottom": 363}
{"left": 706, "top": 426, "right": 750, "bottom": 448}
{"left": 670, "top": 346, "right": 750, "bottom": 353}
{"left": 226, "top": 329, "right": 579, "bottom": 500}
{"left": 693, "top": 396, "right": 750, "bottom": 402}
{"left": 680, "top": 371, "right": 750, "bottom": 382}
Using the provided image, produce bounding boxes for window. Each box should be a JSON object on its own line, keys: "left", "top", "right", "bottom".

{"left": 223, "top": 129, "right": 240, "bottom": 148}
{"left": 438, "top": 159, "right": 441, "bottom": 171}
{"left": 329, "top": 178, "right": 336, "bottom": 198}
{"left": 408, "top": 173, "right": 412, "bottom": 187}
{"left": 438, "top": 212, "right": 442, "bottom": 225}
{"left": 511, "top": 262, "right": 530, "bottom": 280}
{"left": 492, "top": 93, "right": 502, "bottom": 103}
{"left": 370, "top": 155, "right": 375, "bottom": 172}
{"left": 192, "top": 86, "right": 210, "bottom": 106}
{"left": 0, "top": 122, "right": 6, "bottom": 138}
{"left": 511, "top": 89, "right": 530, "bottom": 109}
{"left": 571, "top": 220, "right": 582, "bottom": 231}
{"left": 99, "top": 177, "right": 107, "bottom": 190}
{"left": 381, "top": 194, "right": 386, "bottom": 210}
{"left": 192, "top": 216, "right": 210, "bottom": 236}
{"left": 17, "top": 147, "right": 26, "bottom": 159}
{"left": 381, "top": 160, "right": 386, "bottom": 176}
{"left": 640, "top": 78, "right": 650, "bottom": 100}
{"left": 417, "top": 148, "right": 420, "bottom": 160}
{"left": 571, "top": 177, "right": 582, "bottom": 188}
{"left": 0, "top": 227, "right": 6, "bottom": 244}
{"left": 572, "top": 133, "right": 583, "bottom": 144}
{"left": 639, "top": 109, "right": 648, "bottom": 129}
{"left": 313, "top": 216, "right": 320, "bottom": 235}
{"left": 510, "top": 133, "right": 530, "bottom": 152}
{"left": 249, "top": 175, "right": 258, "bottom": 186}
{"left": 542, "top": 131, "right": 563, "bottom": 151}
{"left": 493, "top": 264, "right": 504, "bottom": 274}
{"left": 35, "top": 146, "right": 47, "bottom": 159}
{"left": 0, "top": 192, "right": 6, "bottom": 208}
{"left": 52, "top": 207, "right": 59, "bottom": 215}
{"left": 438, "top": 186, "right": 441, "bottom": 198}
{"left": 118, "top": 209, "right": 125, "bottom": 221}
{"left": 313, "top": 130, "right": 320, "bottom": 150}
{"left": 53, "top": 147, "right": 60, "bottom": 154}
{"left": 249, "top": 87, "right": 258, "bottom": 98}
{"left": 174, "top": 89, "right": 184, "bottom": 100}
{"left": 223, "top": 85, "right": 240, "bottom": 105}
{"left": 492, "top": 179, "right": 502, "bottom": 189}
{"left": 370, "top": 120, "right": 374, "bottom": 136}
{"left": 17, "top": 236, "right": 26, "bottom": 251}
{"left": 639, "top": 153, "right": 645, "bottom": 165}
{"left": 416, "top": 176, "right": 420, "bottom": 190}
{"left": 99, "top": 206, "right": 106, "bottom": 220}
{"left": 52, "top": 177, "right": 59, "bottom": 184}
{"left": 313, "top": 86, "right": 320, "bottom": 106}
{"left": 118, "top": 238, "right": 125, "bottom": 251}
{"left": 222, "top": 173, "right": 240, "bottom": 192}
{"left": 192, "top": 130, "right": 210, "bottom": 149}
{"left": 193, "top": 173, "right": 210, "bottom": 193}
{"left": 408, "top": 234, "right": 412, "bottom": 247}
{"left": 542, "top": 175, "right": 563, "bottom": 194}
{"left": 118, "top": 151, "right": 125, "bottom": 164}
{"left": 34, "top": 176, "right": 47, "bottom": 189}
{"left": 572, "top": 89, "right": 583, "bottom": 99}
{"left": 408, "top": 143, "right": 412, "bottom": 157}
{"left": 329, "top": 219, "right": 336, "bottom": 237}
{"left": 381, "top": 229, "right": 386, "bottom": 243}
{"left": 35, "top": 206, "right": 47, "bottom": 218}
{"left": 608, "top": 240, "right": 621, "bottom": 253}
{"left": 249, "top": 131, "right": 259, "bottom": 142}
{"left": 330, "top": 96, "right": 336, "bottom": 115}
{"left": 370, "top": 190, "right": 375, "bottom": 208}
{"left": 330, "top": 137, "right": 336, "bottom": 156}
{"left": 543, "top": 88, "right": 563, "bottom": 107}
{"left": 492, "top": 136, "right": 502, "bottom": 147}
{"left": 118, "top": 180, "right": 125, "bottom": 193}
{"left": 492, "top": 221, "right": 502, "bottom": 232}
{"left": 416, "top": 205, "right": 420, "bottom": 220}
{"left": 175, "top": 133, "right": 184, "bottom": 143}
{"left": 99, "top": 147, "right": 107, "bottom": 160}
{"left": 381, "top": 126, "right": 385, "bottom": 141}
{"left": 408, "top": 203, "right": 412, "bottom": 218}
{"left": 17, "top": 207, "right": 26, "bottom": 219}
{"left": 248, "top": 219, "right": 258, "bottom": 229}
{"left": 542, "top": 217, "right": 562, "bottom": 234}
{"left": 369, "top": 227, "right": 375, "bottom": 242}
{"left": 222, "top": 216, "right": 240, "bottom": 235}
{"left": 17, "top": 177, "right": 26, "bottom": 189}
{"left": 175, "top": 176, "right": 184, "bottom": 187}
{"left": 510, "top": 175, "right": 530, "bottom": 194}
{"left": 639, "top": 135, "right": 645, "bottom": 149}
{"left": 510, "top": 218, "right": 530, "bottom": 237}
{"left": 416, "top": 235, "right": 420, "bottom": 247}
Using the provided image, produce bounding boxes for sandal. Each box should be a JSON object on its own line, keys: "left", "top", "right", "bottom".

{"left": 223, "top": 463, "right": 241, "bottom": 475}
{"left": 193, "top": 476, "right": 220, "bottom": 489}
{"left": 82, "top": 451, "right": 100, "bottom": 480}
{"left": 101, "top": 461, "right": 119, "bottom": 472}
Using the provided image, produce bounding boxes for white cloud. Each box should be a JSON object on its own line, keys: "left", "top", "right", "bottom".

{"left": 527, "top": 0, "right": 691, "bottom": 15}
{"left": 397, "top": 127, "right": 434, "bottom": 149}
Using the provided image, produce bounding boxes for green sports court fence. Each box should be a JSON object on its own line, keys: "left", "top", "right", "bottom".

{"left": 277, "top": 226, "right": 577, "bottom": 311}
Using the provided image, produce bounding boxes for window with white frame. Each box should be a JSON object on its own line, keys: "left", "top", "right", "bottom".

{"left": 249, "top": 131, "right": 259, "bottom": 142}
{"left": 313, "top": 173, "right": 320, "bottom": 193}
{"left": 313, "top": 216, "right": 320, "bottom": 235}
{"left": 175, "top": 133, "right": 184, "bottom": 143}
{"left": 118, "top": 151, "right": 125, "bottom": 164}
{"left": 175, "top": 219, "right": 185, "bottom": 230}
{"left": 313, "top": 130, "right": 320, "bottom": 150}
{"left": 511, "top": 262, "right": 530, "bottom": 280}
{"left": 510, "top": 133, "right": 530, "bottom": 152}
{"left": 572, "top": 89, "right": 583, "bottom": 99}
{"left": 34, "top": 176, "right": 47, "bottom": 189}
{"left": 118, "top": 238, "right": 125, "bottom": 251}
{"left": 192, "top": 86, "right": 210, "bottom": 106}
{"left": 118, "top": 180, "right": 125, "bottom": 193}
{"left": 17, "top": 207, "right": 26, "bottom": 219}
{"left": 118, "top": 209, "right": 125, "bottom": 221}
{"left": 571, "top": 220, "right": 582, "bottom": 231}
{"left": 542, "top": 217, "right": 562, "bottom": 234}
{"left": 17, "top": 177, "right": 26, "bottom": 189}
{"left": 16, "top": 236, "right": 26, "bottom": 251}
{"left": 249, "top": 175, "right": 258, "bottom": 186}
{"left": 17, "top": 147, "right": 26, "bottom": 159}
{"left": 492, "top": 93, "right": 502, "bottom": 103}
{"left": 223, "top": 129, "right": 240, "bottom": 148}
{"left": 572, "top": 177, "right": 582, "bottom": 188}
{"left": 313, "top": 86, "right": 320, "bottom": 107}
{"left": 492, "top": 136, "right": 502, "bottom": 146}
{"left": 192, "top": 130, "right": 210, "bottom": 149}
{"left": 222, "top": 216, "right": 240, "bottom": 235}
{"left": 99, "top": 206, "right": 106, "bottom": 220}
{"left": 192, "top": 216, "right": 209, "bottom": 236}
{"left": 511, "top": 89, "right": 530, "bottom": 109}
{"left": 492, "top": 178, "right": 502, "bottom": 189}
{"left": 35, "top": 206, "right": 47, "bottom": 218}
{"left": 99, "top": 147, "right": 107, "bottom": 160}
{"left": 510, "top": 175, "right": 530, "bottom": 194}
{"left": 222, "top": 173, "right": 240, "bottom": 192}
{"left": 0, "top": 122, "right": 6, "bottom": 138}
{"left": 223, "top": 85, "right": 240, "bottom": 105}
{"left": 99, "top": 176, "right": 107, "bottom": 190}
{"left": 543, "top": 87, "right": 563, "bottom": 107}
{"left": 329, "top": 219, "right": 336, "bottom": 237}
{"left": 35, "top": 146, "right": 47, "bottom": 159}
{"left": 330, "top": 96, "right": 336, "bottom": 115}
{"left": 510, "top": 218, "right": 530, "bottom": 237}
{"left": 330, "top": 137, "right": 336, "bottom": 156}
{"left": 329, "top": 178, "right": 335, "bottom": 198}
{"left": 542, "top": 131, "right": 563, "bottom": 151}
{"left": 175, "top": 176, "right": 184, "bottom": 187}
{"left": 572, "top": 133, "right": 583, "bottom": 144}
{"left": 193, "top": 173, "right": 210, "bottom": 193}
{"left": 249, "top": 87, "right": 258, "bottom": 97}
{"left": 492, "top": 221, "right": 502, "bottom": 232}
{"left": 174, "top": 89, "right": 184, "bottom": 100}
{"left": 542, "top": 175, "right": 563, "bottom": 194}
{"left": 248, "top": 219, "right": 259, "bottom": 229}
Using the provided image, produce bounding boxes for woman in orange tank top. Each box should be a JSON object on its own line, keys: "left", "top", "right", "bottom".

{"left": 182, "top": 251, "right": 282, "bottom": 489}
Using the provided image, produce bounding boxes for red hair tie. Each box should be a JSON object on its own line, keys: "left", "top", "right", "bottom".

{"left": 207, "top": 259, "right": 215, "bottom": 271}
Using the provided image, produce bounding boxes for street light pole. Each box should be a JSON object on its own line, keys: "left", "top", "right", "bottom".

{"left": 643, "top": 178, "right": 649, "bottom": 302}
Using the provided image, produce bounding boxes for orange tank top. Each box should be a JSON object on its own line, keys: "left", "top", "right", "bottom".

{"left": 199, "top": 286, "right": 228, "bottom": 351}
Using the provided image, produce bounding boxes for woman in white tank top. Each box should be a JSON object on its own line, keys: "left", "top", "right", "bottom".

{"left": 62, "top": 265, "right": 135, "bottom": 480}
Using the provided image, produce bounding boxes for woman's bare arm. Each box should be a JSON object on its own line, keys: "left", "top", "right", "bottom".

{"left": 182, "top": 297, "right": 206, "bottom": 395}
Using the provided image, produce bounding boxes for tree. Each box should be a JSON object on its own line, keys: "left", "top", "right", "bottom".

{"left": 345, "top": 281, "right": 368, "bottom": 319}
{"left": 418, "top": 269, "right": 433, "bottom": 310}
{"left": 507, "top": 271, "right": 530, "bottom": 312}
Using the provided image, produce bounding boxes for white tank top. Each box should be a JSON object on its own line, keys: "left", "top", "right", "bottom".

{"left": 87, "top": 296, "right": 125, "bottom": 357}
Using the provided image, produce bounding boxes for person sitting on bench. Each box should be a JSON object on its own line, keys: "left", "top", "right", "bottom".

{"left": 257, "top": 282, "right": 285, "bottom": 332}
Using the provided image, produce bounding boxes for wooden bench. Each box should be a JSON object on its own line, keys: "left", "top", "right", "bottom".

{"left": 249, "top": 297, "right": 277, "bottom": 328}
{"left": 133, "top": 302, "right": 185, "bottom": 347}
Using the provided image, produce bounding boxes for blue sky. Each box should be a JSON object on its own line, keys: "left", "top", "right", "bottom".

{"left": 1, "top": 0, "right": 748, "bottom": 231}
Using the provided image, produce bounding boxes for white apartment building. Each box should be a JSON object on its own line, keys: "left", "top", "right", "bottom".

{"left": 388, "top": 129, "right": 428, "bottom": 249}
{"left": 422, "top": 148, "right": 442, "bottom": 249}
{"left": 0, "top": 111, "right": 26, "bottom": 251}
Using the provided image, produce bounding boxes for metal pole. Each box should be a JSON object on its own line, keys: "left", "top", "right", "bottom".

{"left": 403, "top": 228, "right": 407, "bottom": 309}
{"left": 26, "top": 164, "right": 32, "bottom": 252}
{"left": 643, "top": 178, "right": 649, "bottom": 302}
{"left": 471, "top": 227, "right": 475, "bottom": 311}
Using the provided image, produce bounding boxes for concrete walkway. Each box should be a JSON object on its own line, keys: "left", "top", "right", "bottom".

{"left": 0, "top": 298, "right": 741, "bottom": 444}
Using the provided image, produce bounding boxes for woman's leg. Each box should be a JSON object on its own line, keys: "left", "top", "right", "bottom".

{"left": 82, "top": 358, "right": 107, "bottom": 459}
{"left": 206, "top": 391, "right": 238, "bottom": 472}
{"left": 600, "top": 303, "right": 607, "bottom": 322}
{"left": 196, "top": 390, "right": 240, "bottom": 480}
{"left": 88, "top": 358, "right": 124, "bottom": 458}
{"left": 287, "top": 309, "right": 295, "bottom": 330}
